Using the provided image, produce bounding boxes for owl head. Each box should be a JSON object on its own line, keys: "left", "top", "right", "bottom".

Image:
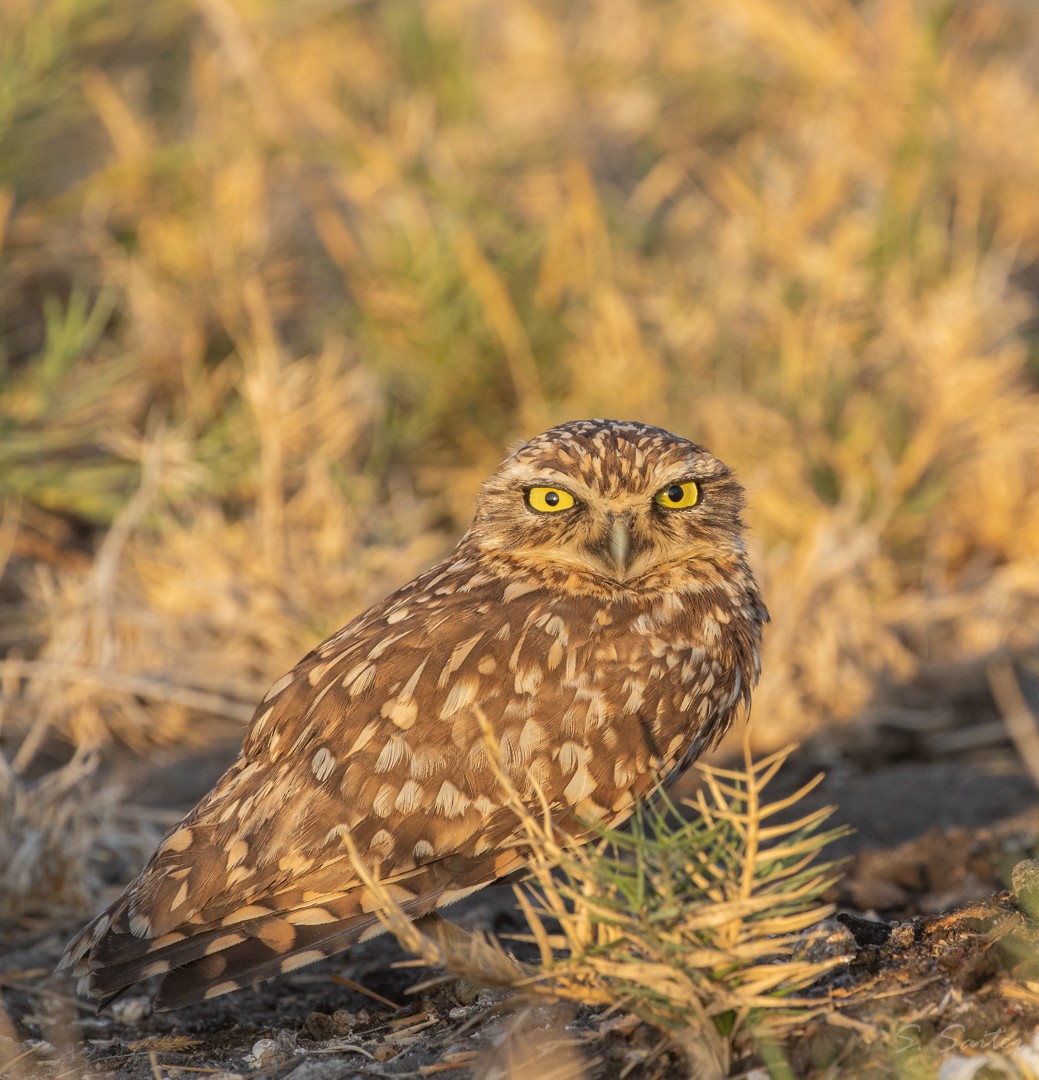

{"left": 466, "top": 419, "right": 749, "bottom": 584}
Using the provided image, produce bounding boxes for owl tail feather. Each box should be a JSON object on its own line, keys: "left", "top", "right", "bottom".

{"left": 154, "top": 903, "right": 411, "bottom": 1010}
{"left": 60, "top": 888, "right": 446, "bottom": 1012}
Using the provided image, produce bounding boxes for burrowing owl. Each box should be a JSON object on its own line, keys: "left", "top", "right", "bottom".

{"left": 60, "top": 419, "right": 768, "bottom": 1010}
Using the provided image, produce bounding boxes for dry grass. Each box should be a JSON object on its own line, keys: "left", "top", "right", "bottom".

{"left": 2, "top": 0, "right": 1039, "bottom": 1072}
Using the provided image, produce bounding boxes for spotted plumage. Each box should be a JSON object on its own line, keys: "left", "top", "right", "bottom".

{"left": 59, "top": 419, "right": 768, "bottom": 1010}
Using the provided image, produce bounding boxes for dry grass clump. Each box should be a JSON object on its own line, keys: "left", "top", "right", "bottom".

{"left": 0, "top": 751, "right": 104, "bottom": 923}
{"left": 350, "top": 736, "right": 846, "bottom": 1078}
{"left": 0, "top": 342, "right": 443, "bottom": 757}
{"left": 0, "top": 750, "right": 161, "bottom": 926}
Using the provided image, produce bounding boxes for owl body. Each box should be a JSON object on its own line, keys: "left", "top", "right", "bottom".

{"left": 61, "top": 420, "right": 767, "bottom": 1010}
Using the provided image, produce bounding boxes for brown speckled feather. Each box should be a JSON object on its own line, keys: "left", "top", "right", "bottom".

{"left": 60, "top": 419, "right": 768, "bottom": 1009}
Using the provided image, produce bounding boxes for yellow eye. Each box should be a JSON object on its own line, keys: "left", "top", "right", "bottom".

{"left": 527, "top": 486, "right": 576, "bottom": 513}
{"left": 655, "top": 481, "right": 700, "bottom": 509}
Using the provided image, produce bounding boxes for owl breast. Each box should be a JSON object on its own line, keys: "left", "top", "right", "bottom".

{"left": 494, "top": 571, "right": 761, "bottom": 832}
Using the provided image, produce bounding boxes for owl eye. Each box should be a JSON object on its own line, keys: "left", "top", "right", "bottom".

{"left": 527, "top": 486, "right": 576, "bottom": 513}
{"left": 655, "top": 481, "right": 700, "bottom": 509}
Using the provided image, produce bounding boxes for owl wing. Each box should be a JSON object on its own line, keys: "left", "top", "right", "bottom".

{"left": 60, "top": 557, "right": 658, "bottom": 1010}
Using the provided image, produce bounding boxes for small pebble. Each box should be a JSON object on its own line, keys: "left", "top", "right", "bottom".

{"left": 372, "top": 1044, "right": 397, "bottom": 1062}
{"left": 331, "top": 1009, "right": 358, "bottom": 1035}
{"left": 802, "top": 918, "right": 858, "bottom": 962}
{"left": 448, "top": 1005, "right": 476, "bottom": 1021}
{"left": 246, "top": 1038, "right": 285, "bottom": 1068}
{"left": 304, "top": 1011, "right": 334, "bottom": 1039}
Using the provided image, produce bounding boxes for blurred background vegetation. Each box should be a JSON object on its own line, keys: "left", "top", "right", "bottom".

{"left": 1, "top": 0, "right": 1038, "bottom": 915}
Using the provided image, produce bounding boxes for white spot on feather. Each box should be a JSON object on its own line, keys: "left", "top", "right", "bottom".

{"left": 394, "top": 779, "right": 423, "bottom": 813}
{"left": 342, "top": 661, "right": 376, "bottom": 694}
{"left": 401, "top": 658, "right": 428, "bottom": 698}
{"left": 311, "top": 747, "right": 335, "bottom": 782}
{"left": 163, "top": 828, "right": 193, "bottom": 854}
{"left": 374, "top": 735, "right": 408, "bottom": 773}
{"left": 280, "top": 948, "right": 330, "bottom": 973}
{"left": 558, "top": 741, "right": 591, "bottom": 774}
{"left": 367, "top": 631, "right": 409, "bottom": 660}
{"left": 434, "top": 780, "right": 471, "bottom": 818}
{"left": 288, "top": 907, "right": 338, "bottom": 925}
{"left": 438, "top": 884, "right": 485, "bottom": 908}
{"left": 563, "top": 765, "right": 596, "bottom": 804}
{"left": 438, "top": 632, "right": 485, "bottom": 687}
{"left": 368, "top": 829, "right": 394, "bottom": 854}
{"left": 307, "top": 658, "right": 336, "bottom": 686}
{"left": 576, "top": 797, "right": 608, "bottom": 824}
{"left": 372, "top": 783, "right": 395, "bottom": 817}
{"left": 128, "top": 911, "right": 152, "bottom": 936}
{"left": 265, "top": 671, "right": 294, "bottom": 699}
{"left": 409, "top": 748, "right": 443, "bottom": 779}
{"left": 623, "top": 682, "right": 645, "bottom": 714}
{"left": 218, "top": 904, "right": 273, "bottom": 926}
{"left": 225, "top": 863, "right": 254, "bottom": 887}
{"left": 382, "top": 696, "right": 419, "bottom": 729}
{"left": 518, "top": 718, "right": 545, "bottom": 757}
{"left": 204, "top": 932, "right": 244, "bottom": 955}
{"left": 225, "top": 838, "right": 249, "bottom": 868}
{"left": 502, "top": 579, "right": 538, "bottom": 602}
{"left": 514, "top": 666, "right": 542, "bottom": 695}
{"left": 251, "top": 705, "right": 274, "bottom": 738}
{"left": 439, "top": 677, "right": 478, "bottom": 720}
{"left": 348, "top": 720, "right": 380, "bottom": 756}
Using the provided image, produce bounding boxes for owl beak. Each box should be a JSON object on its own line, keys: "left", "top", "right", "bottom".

{"left": 608, "top": 514, "right": 633, "bottom": 577}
